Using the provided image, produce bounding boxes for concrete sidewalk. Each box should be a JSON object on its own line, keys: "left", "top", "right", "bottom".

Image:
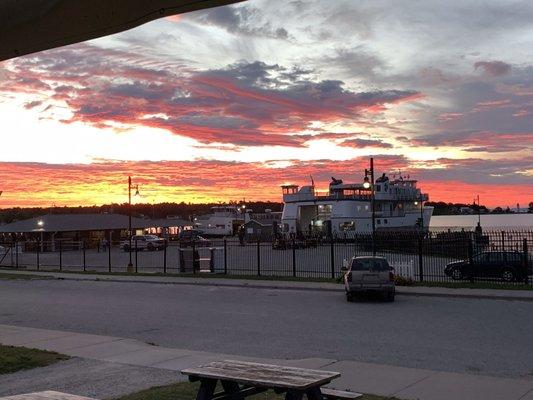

{"left": 1, "top": 324, "right": 533, "bottom": 400}
{"left": 2, "top": 268, "right": 533, "bottom": 301}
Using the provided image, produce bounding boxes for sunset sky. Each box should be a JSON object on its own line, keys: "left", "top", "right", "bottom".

{"left": 0, "top": 0, "right": 532, "bottom": 208}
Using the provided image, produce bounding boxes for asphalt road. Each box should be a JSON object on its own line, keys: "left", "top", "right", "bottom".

{"left": 0, "top": 279, "right": 532, "bottom": 379}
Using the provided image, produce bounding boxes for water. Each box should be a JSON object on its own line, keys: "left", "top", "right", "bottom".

{"left": 430, "top": 214, "right": 533, "bottom": 229}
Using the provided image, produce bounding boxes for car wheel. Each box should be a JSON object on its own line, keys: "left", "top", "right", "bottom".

{"left": 501, "top": 268, "right": 515, "bottom": 282}
{"left": 147, "top": 243, "right": 154, "bottom": 251}
{"left": 123, "top": 244, "right": 130, "bottom": 252}
{"left": 385, "top": 292, "right": 395, "bottom": 302}
{"left": 451, "top": 267, "right": 463, "bottom": 280}
{"left": 346, "top": 293, "right": 354, "bottom": 302}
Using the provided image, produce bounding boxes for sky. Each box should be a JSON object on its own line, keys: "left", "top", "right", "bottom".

{"left": 0, "top": 0, "right": 532, "bottom": 208}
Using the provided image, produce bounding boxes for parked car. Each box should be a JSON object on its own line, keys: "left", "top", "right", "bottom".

{"left": 121, "top": 235, "right": 167, "bottom": 252}
{"left": 179, "top": 235, "right": 211, "bottom": 248}
{"left": 178, "top": 229, "right": 203, "bottom": 240}
{"left": 444, "top": 251, "right": 532, "bottom": 282}
{"left": 342, "top": 256, "right": 395, "bottom": 302}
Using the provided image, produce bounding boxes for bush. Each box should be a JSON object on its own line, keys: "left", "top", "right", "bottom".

{"left": 394, "top": 275, "right": 415, "bottom": 286}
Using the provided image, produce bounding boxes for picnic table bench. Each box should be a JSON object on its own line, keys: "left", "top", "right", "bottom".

{"left": 182, "top": 360, "right": 361, "bottom": 400}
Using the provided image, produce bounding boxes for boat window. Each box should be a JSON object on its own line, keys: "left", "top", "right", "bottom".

{"left": 384, "top": 219, "right": 388, "bottom": 224}
{"left": 376, "top": 185, "right": 381, "bottom": 192}
{"left": 377, "top": 219, "right": 381, "bottom": 225}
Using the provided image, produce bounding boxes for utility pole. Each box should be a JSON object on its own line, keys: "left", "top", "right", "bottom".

{"left": 364, "top": 158, "right": 376, "bottom": 257}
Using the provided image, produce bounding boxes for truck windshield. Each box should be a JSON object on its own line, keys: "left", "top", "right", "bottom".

{"left": 351, "top": 259, "right": 389, "bottom": 271}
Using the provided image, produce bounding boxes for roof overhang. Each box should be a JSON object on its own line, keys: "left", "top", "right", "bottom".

{"left": 0, "top": 0, "right": 246, "bottom": 61}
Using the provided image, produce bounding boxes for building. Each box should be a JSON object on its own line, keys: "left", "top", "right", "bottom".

{"left": 0, "top": 213, "right": 192, "bottom": 250}
{"left": 242, "top": 211, "right": 282, "bottom": 241}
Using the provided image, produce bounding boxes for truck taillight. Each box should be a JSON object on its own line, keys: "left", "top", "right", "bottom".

{"left": 347, "top": 272, "right": 352, "bottom": 282}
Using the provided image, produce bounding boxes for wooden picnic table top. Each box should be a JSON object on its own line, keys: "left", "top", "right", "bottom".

{"left": 181, "top": 360, "right": 341, "bottom": 390}
{"left": 1, "top": 391, "right": 97, "bottom": 400}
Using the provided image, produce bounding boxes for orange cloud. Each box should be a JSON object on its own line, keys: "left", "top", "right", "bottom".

{"left": 0, "top": 158, "right": 530, "bottom": 208}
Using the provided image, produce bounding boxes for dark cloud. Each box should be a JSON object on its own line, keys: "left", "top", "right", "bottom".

{"left": 474, "top": 61, "right": 512, "bottom": 77}
{"left": 2, "top": 45, "right": 419, "bottom": 147}
{"left": 339, "top": 138, "right": 393, "bottom": 149}
{"left": 189, "top": 4, "right": 290, "bottom": 39}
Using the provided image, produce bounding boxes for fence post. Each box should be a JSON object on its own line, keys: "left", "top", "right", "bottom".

{"left": 134, "top": 239, "right": 139, "bottom": 273}
{"left": 257, "top": 240, "right": 261, "bottom": 277}
{"left": 292, "top": 239, "right": 296, "bottom": 278}
{"left": 418, "top": 235, "right": 424, "bottom": 282}
{"left": 330, "top": 240, "right": 335, "bottom": 279}
{"left": 108, "top": 231, "right": 112, "bottom": 273}
{"left": 15, "top": 238, "right": 18, "bottom": 269}
{"left": 223, "top": 239, "right": 227, "bottom": 275}
{"left": 524, "top": 238, "right": 529, "bottom": 285}
{"left": 36, "top": 239, "right": 40, "bottom": 271}
{"left": 82, "top": 240, "right": 86, "bottom": 272}
{"left": 163, "top": 242, "right": 167, "bottom": 274}
{"left": 468, "top": 236, "right": 474, "bottom": 283}
{"left": 192, "top": 243, "right": 196, "bottom": 274}
{"left": 501, "top": 231, "right": 505, "bottom": 251}
{"left": 59, "top": 240, "right": 63, "bottom": 271}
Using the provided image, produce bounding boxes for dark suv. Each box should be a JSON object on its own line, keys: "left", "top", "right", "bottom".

{"left": 444, "top": 251, "right": 531, "bottom": 282}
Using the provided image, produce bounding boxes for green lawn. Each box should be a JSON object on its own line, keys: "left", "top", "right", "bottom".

{"left": 413, "top": 281, "right": 533, "bottom": 291}
{"left": 0, "top": 271, "right": 53, "bottom": 280}
{"left": 115, "top": 381, "right": 401, "bottom": 400}
{"left": 0, "top": 344, "right": 69, "bottom": 374}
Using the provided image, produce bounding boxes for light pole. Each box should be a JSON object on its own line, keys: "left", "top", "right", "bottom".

{"left": 127, "top": 176, "right": 140, "bottom": 272}
{"left": 363, "top": 157, "right": 375, "bottom": 257}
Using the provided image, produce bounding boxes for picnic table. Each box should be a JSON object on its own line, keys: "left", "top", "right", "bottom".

{"left": 182, "top": 360, "right": 358, "bottom": 400}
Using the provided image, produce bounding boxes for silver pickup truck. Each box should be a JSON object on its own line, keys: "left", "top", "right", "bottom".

{"left": 342, "top": 256, "right": 395, "bottom": 302}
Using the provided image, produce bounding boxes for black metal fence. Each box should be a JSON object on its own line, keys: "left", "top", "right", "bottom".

{"left": 1, "top": 229, "right": 531, "bottom": 285}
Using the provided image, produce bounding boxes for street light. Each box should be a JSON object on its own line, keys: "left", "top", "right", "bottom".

{"left": 127, "top": 176, "right": 140, "bottom": 272}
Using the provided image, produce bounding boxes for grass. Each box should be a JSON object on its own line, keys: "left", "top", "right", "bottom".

{"left": 114, "top": 381, "right": 401, "bottom": 400}
{"left": 0, "top": 268, "right": 337, "bottom": 284}
{"left": 412, "top": 281, "right": 533, "bottom": 291}
{"left": 0, "top": 272, "right": 54, "bottom": 280}
{"left": 2, "top": 267, "right": 531, "bottom": 291}
{"left": 0, "top": 344, "right": 69, "bottom": 374}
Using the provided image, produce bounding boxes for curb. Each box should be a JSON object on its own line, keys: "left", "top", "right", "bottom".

{"left": 2, "top": 268, "right": 533, "bottom": 301}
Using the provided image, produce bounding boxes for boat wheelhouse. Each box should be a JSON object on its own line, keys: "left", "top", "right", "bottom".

{"left": 194, "top": 205, "right": 245, "bottom": 237}
{"left": 281, "top": 173, "right": 433, "bottom": 237}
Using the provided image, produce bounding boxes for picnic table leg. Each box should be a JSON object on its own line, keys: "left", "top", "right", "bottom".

{"left": 221, "top": 380, "right": 244, "bottom": 400}
{"left": 196, "top": 378, "right": 217, "bottom": 400}
{"left": 285, "top": 390, "right": 304, "bottom": 400}
{"left": 305, "top": 387, "right": 323, "bottom": 400}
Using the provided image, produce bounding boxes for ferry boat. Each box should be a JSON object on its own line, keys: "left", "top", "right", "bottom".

{"left": 194, "top": 205, "right": 245, "bottom": 237}
{"left": 280, "top": 173, "right": 433, "bottom": 237}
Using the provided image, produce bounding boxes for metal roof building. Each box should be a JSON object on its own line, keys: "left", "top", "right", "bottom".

{"left": 0, "top": 214, "right": 191, "bottom": 233}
